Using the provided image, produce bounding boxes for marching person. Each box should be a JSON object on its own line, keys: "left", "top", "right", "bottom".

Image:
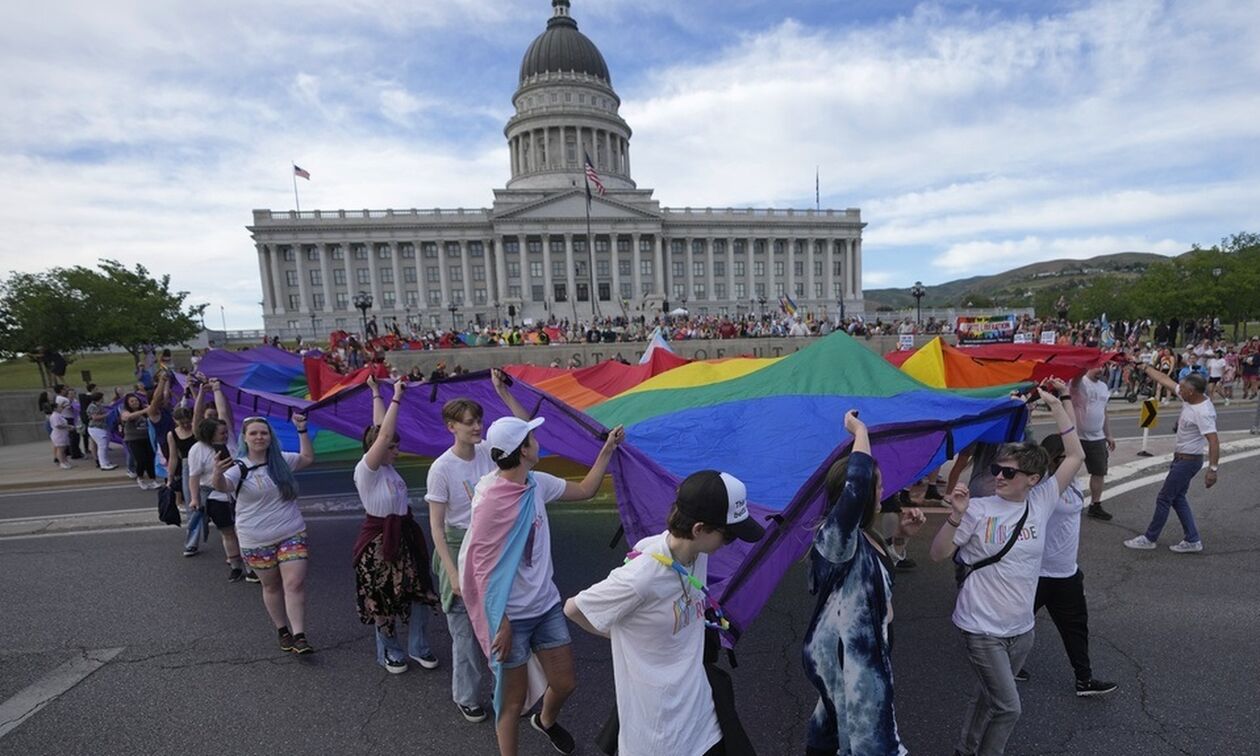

{"left": 426, "top": 369, "right": 531, "bottom": 722}
{"left": 352, "top": 378, "right": 440, "bottom": 674}
{"left": 461, "top": 416, "right": 623, "bottom": 756}
{"left": 1017, "top": 434, "right": 1117, "bottom": 697}
{"left": 1124, "top": 368, "right": 1218, "bottom": 553}
{"left": 565, "top": 467, "right": 765, "bottom": 756}
{"left": 800, "top": 410, "right": 922, "bottom": 755}
{"left": 1070, "top": 365, "right": 1115, "bottom": 520}
{"left": 212, "top": 414, "right": 316, "bottom": 652}
{"left": 930, "top": 378, "right": 1084, "bottom": 756}
{"left": 185, "top": 382, "right": 249, "bottom": 580}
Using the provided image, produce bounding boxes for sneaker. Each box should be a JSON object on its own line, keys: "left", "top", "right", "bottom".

{"left": 1169, "top": 540, "right": 1203, "bottom": 553}
{"left": 101, "top": 464, "right": 118, "bottom": 471}
{"left": 245, "top": 570, "right": 261, "bottom": 584}
{"left": 227, "top": 567, "right": 245, "bottom": 582}
{"left": 278, "top": 626, "right": 295, "bottom": 652}
{"left": 291, "top": 633, "right": 314, "bottom": 655}
{"left": 409, "top": 653, "right": 440, "bottom": 670}
{"left": 895, "top": 558, "right": 917, "bottom": 571}
{"left": 457, "top": 703, "right": 488, "bottom": 723}
{"left": 136, "top": 478, "right": 148, "bottom": 490}
{"left": 126, "top": 470, "right": 137, "bottom": 479}
{"left": 530, "top": 712, "right": 576, "bottom": 755}
{"left": 1014, "top": 668, "right": 1030, "bottom": 682}
{"left": 1124, "top": 535, "right": 1157, "bottom": 550}
{"left": 384, "top": 656, "right": 408, "bottom": 674}
{"left": 59, "top": 463, "right": 73, "bottom": 470}
{"left": 1087, "top": 503, "right": 1113, "bottom": 521}
{"left": 182, "top": 546, "right": 198, "bottom": 557}
{"left": 1076, "top": 678, "right": 1118, "bottom": 697}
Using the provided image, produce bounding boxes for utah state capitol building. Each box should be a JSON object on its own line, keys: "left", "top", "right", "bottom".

{"left": 248, "top": 0, "right": 866, "bottom": 335}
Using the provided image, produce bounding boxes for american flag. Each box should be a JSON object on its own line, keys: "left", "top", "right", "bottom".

{"left": 583, "top": 153, "right": 605, "bottom": 197}
{"left": 293, "top": 164, "right": 311, "bottom": 180}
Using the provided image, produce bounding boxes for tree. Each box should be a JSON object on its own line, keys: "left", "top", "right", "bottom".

{"left": 0, "top": 271, "right": 97, "bottom": 359}
{"left": 61, "top": 260, "right": 205, "bottom": 366}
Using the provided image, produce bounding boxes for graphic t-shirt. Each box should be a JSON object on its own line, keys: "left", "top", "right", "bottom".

{"left": 425, "top": 443, "right": 495, "bottom": 529}
{"left": 952, "top": 477, "right": 1061, "bottom": 636}
{"left": 1174, "top": 399, "right": 1217, "bottom": 455}
{"left": 223, "top": 452, "right": 305, "bottom": 548}
{"left": 574, "top": 531, "right": 722, "bottom": 756}
{"left": 354, "top": 458, "right": 411, "bottom": 517}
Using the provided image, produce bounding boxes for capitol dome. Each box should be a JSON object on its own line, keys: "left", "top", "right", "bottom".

{"left": 519, "top": 0, "right": 610, "bottom": 84}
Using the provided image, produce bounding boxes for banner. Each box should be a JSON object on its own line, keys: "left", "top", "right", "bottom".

{"left": 1013, "top": 332, "right": 1033, "bottom": 344}
{"left": 1040, "top": 330, "right": 1057, "bottom": 345}
{"left": 955, "top": 315, "right": 1016, "bottom": 345}
{"left": 897, "top": 334, "right": 915, "bottom": 351}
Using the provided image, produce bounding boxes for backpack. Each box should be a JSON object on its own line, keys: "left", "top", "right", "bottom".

{"left": 235, "top": 460, "right": 266, "bottom": 498}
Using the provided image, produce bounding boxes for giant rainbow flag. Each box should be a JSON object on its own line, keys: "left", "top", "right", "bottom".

{"left": 887, "top": 337, "right": 1115, "bottom": 390}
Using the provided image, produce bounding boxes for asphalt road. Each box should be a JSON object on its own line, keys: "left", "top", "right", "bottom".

{"left": 1, "top": 462, "right": 1256, "bottom": 755}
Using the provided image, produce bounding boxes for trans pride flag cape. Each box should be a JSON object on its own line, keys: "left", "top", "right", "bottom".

{"left": 459, "top": 472, "right": 539, "bottom": 718}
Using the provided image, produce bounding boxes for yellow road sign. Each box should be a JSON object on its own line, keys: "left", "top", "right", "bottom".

{"left": 1140, "top": 399, "right": 1158, "bottom": 429}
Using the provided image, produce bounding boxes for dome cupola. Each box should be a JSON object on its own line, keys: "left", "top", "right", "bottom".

{"left": 519, "top": 0, "right": 611, "bottom": 85}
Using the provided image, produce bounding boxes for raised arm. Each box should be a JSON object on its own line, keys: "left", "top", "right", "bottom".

{"left": 814, "top": 410, "right": 874, "bottom": 565}
{"left": 1040, "top": 378, "right": 1085, "bottom": 492}
{"left": 363, "top": 381, "right": 402, "bottom": 471}
{"left": 146, "top": 373, "right": 169, "bottom": 421}
{"left": 560, "top": 426, "right": 625, "bottom": 500}
{"left": 1142, "top": 362, "right": 1179, "bottom": 392}
{"left": 291, "top": 414, "right": 315, "bottom": 471}
{"left": 946, "top": 445, "right": 975, "bottom": 493}
{"left": 212, "top": 379, "right": 233, "bottom": 433}
{"left": 930, "top": 482, "right": 970, "bottom": 561}
{"left": 492, "top": 368, "right": 531, "bottom": 421}
{"left": 367, "top": 375, "right": 385, "bottom": 427}
{"left": 192, "top": 382, "right": 208, "bottom": 426}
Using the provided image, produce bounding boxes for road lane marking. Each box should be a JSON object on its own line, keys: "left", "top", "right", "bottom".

{"left": 1103, "top": 447, "right": 1260, "bottom": 500}
{"left": 0, "top": 647, "right": 124, "bottom": 740}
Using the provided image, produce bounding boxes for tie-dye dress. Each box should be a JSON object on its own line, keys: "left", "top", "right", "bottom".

{"left": 801, "top": 451, "right": 908, "bottom": 755}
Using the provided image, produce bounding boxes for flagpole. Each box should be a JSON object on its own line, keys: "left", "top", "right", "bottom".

{"left": 292, "top": 162, "right": 301, "bottom": 213}
{"left": 815, "top": 166, "right": 820, "bottom": 211}
{"left": 584, "top": 175, "right": 600, "bottom": 321}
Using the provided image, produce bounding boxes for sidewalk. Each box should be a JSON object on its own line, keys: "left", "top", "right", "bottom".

{"left": 0, "top": 440, "right": 137, "bottom": 492}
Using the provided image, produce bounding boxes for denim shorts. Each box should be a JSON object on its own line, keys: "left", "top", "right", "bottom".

{"left": 502, "top": 602, "right": 570, "bottom": 669}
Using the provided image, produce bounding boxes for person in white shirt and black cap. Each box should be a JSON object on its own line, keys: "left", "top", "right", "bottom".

{"left": 566, "top": 469, "right": 763, "bottom": 756}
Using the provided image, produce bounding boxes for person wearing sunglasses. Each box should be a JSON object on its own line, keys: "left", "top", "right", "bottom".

{"left": 564, "top": 468, "right": 764, "bottom": 756}
{"left": 798, "top": 409, "right": 923, "bottom": 756}
{"left": 212, "top": 413, "right": 316, "bottom": 653}
{"left": 930, "top": 377, "right": 1084, "bottom": 756}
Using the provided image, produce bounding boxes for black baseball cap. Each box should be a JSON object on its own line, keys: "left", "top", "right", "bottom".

{"left": 673, "top": 470, "right": 765, "bottom": 542}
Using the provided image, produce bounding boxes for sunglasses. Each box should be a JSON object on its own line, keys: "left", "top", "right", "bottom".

{"left": 990, "top": 464, "right": 1032, "bottom": 480}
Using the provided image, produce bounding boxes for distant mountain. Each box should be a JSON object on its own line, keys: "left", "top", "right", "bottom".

{"left": 864, "top": 252, "right": 1174, "bottom": 310}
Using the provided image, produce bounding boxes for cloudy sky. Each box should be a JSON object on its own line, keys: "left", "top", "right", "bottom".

{"left": 2, "top": 0, "right": 1257, "bottom": 327}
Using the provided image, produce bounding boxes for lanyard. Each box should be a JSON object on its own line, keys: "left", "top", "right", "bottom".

{"left": 625, "top": 549, "right": 730, "bottom": 632}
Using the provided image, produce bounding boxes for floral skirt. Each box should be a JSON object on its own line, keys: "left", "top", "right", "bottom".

{"left": 353, "top": 531, "right": 436, "bottom": 636}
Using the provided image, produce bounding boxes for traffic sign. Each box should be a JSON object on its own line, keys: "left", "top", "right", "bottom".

{"left": 1140, "top": 399, "right": 1158, "bottom": 429}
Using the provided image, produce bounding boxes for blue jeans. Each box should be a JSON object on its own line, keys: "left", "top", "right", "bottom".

{"left": 958, "top": 630, "right": 1036, "bottom": 756}
{"left": 182, "top": 482, "right": 206, "bottom": 551}
{"left": 1144, "top": 458, "right": 1202, "bottom": 543}
{"left": 447, "top": 598, "right": 486, "bottom": 706}
{"left": 375, "top": 604, "right": 433, "bottom": 666}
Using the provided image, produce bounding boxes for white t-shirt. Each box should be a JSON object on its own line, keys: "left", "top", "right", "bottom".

{"left": 952, "top": 477, "right": 1061, "bottom": 637}
{"left": 354, "top": 458, "right": 411, "bottom": 517}
{"left": 474, "top": 470, "right": 568, "bottom": 620}
{"left": 187, "top": 442, "right": 232, "bottom": 503}
{"left": 1040, "top": 484, "right": 1084, "bottom": 579}
{"left": 1174, "top": 399, "right": 1217, "bottom": 455}
{"left": 49, "top": 412, "right": 69, "bottom": 446}
{"left": 223, "top": 452, "right": 305, "bottom": 548}
{"left": 1072, "top": 377, "right": 1110, "bottom": 441}
{"left": 1207, "top": 357, "right": 1226, "bottom": 378}
{"left": 425, "top": 443, "right": 495, "bottom": 529}
{"left": 573, "top": 531, "right": 722, "bottom": 756}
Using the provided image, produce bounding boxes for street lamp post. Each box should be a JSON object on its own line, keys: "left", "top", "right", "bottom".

{"left": 448, "top": 303, "right": 458, "bottom": 331}
{"left": 404, "top": 305, "right": 411, "bottom": 332}
{"left": 493, "top": 300, "right": 501, "bottom": 327}
{"left": 758, "top": 296, "right": 766, "bottom": 320}
{"left": 353, "top": 291, "right": 373, "bottom": 336}
{"left": 309, "top": 312, "right": 316, "bottom": 341}
{"left": 910, "top": 281, "right": 927, "bottom": 325}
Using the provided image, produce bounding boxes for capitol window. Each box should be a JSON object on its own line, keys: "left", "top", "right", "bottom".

{"left": 672, "top": 261, "right": 684, "bottom": 278}
{"left": 618, "top": 260, "right": 631, "bottom": 276}
{"left": 774, "top": 261, "right": 784, "bottom": 277}
{"left": 426, "top": 267, "right": 440, "bottom": 283}
{"left": 356, "top": 269, "right": 370, "bottom": 285}
{"left": 530, "top": 261, "right": 543, "bottom": 278}
{"left": 286, "top": 271, "right": 298, "bottom": 287}
{"left": 333, "top": 269, "right": 346, "bottom": 286}
{"left": 449, "top": 265, "right": 462, "bottom": 282}
{"left": 640, "top": 260, "right": 653, "bottom": 276}
{"left": 734, "top": 260, "right": 745, "bottom": 277}
{"left": 335, "top": 292, "right": 348, "bottom": 310}
{"left": 422, "top": 243, "right": 438, "bottom": 259}
{"left": 331, "top": 246, "right": 345, "bottom": 260}
{"left": 380, "top": 268, "right": 393, "bottom": 284}
{"left": 404, "top": 267, "right": 417, "bottom": 283}
{"left": 754, "top": 261, "right": 765, "bottom": 277}
{"left": 283, "top": 247, "right": 295, "bottom": 262}
{"left": 472, "top": 264, "right": 486, "bottom": 281}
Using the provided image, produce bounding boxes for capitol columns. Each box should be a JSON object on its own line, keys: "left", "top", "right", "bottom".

{"left": 437, "top": 240, "right": 452, "bottom": 310}
{"left": 726, "top": 237, "right": 737, "bottom": 310}
{"left": 365, "top": 243, "right": 383, "bottom": 311}
{"left": 389, "top": 242, "right": 404, "bottom": 314}
{"left": 806, "top": 238, "right": 817, "bottom": 311}
{"left": 494, "top": 234, "right": 510, "bottom": 307}
{"left": 564, "top": 233, "right": 577, "bottom": 318}
{"left": 542, "top": 235, "right": 554, "bottom": 313}
{"left": 257, "top": 244, "right": 275, "bottom": 314}
{"left": 294, "top": 243, "right": 311, "bottom": 314}
{"left": 320, "top": 243, "right": 335, "bottom": 316}
{"left": 825, "top": 238, "right": 836, "bottom": 308}
{"left": 609, "top": 232, "right": 622, "bottom": 310}
{"left": 457, "top": 240, "right": 472, "bottom": 311}
{"left": 653, "top": 234, "right": 665, "bottom": 297}
{"left": 630, "top": 232, "right": 642, "bottom": 304}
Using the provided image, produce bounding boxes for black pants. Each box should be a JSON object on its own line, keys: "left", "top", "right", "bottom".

{"left": 125, "top": 439, "right": 157, "bottom": 480}
{"left": 1034, "top": 569, "right": 1092, "bottom": 682}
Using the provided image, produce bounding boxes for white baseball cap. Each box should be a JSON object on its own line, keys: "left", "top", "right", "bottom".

{"left": 486, "top": 416, "right": 545, "bottom": 455}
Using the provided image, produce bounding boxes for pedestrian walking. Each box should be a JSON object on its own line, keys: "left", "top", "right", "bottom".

{"left": 1124, "top": 369, "right": 1217, "bottom": 553}
{"left": 120, "top": 394, "right": 160, "bottom": 489}
{"left": 186, "top": 416, "right": 249, "bottom": 580}
{"left": 1070, "top": 366, "right": 1114, "bottom": 520}
{"left": 212, "top": 415, "right": 316, "bottom": 652}
{"left": 85, "top": 392, "right": 116, "bottom": 470}
{"left": 49, "top": 396, "right": 73, "bottom": 469}
{"left": 352, "top": 378, "right": 440, "bottom": 675}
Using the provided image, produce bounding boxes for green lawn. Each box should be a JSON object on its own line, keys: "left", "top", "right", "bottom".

{"left": 0, "top": 353, "right": 159, "bottom": 391}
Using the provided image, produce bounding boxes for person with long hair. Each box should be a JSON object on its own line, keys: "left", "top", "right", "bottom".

{"left": 185, "top": 382, "right": 248, "bottom": 580}
{"left": 212, "top": 414, "right": 315, "bottom": 652}
{"left": 120, "top": 393, "right": 160, "bottom": 489}
{"left": 930, "top": 378, "right": 1084, "bottom": 756}
{"left": 166, "top": 407, "right": 197, "bottom": 511}
{"left": 802, "top": 410, "right": 924, "bottom": 756}
{"left": 85, "top": 391, "right": 117, "bottom": 470}
{"left": 352, "top": 378, "right": 439, "bottom": 673}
